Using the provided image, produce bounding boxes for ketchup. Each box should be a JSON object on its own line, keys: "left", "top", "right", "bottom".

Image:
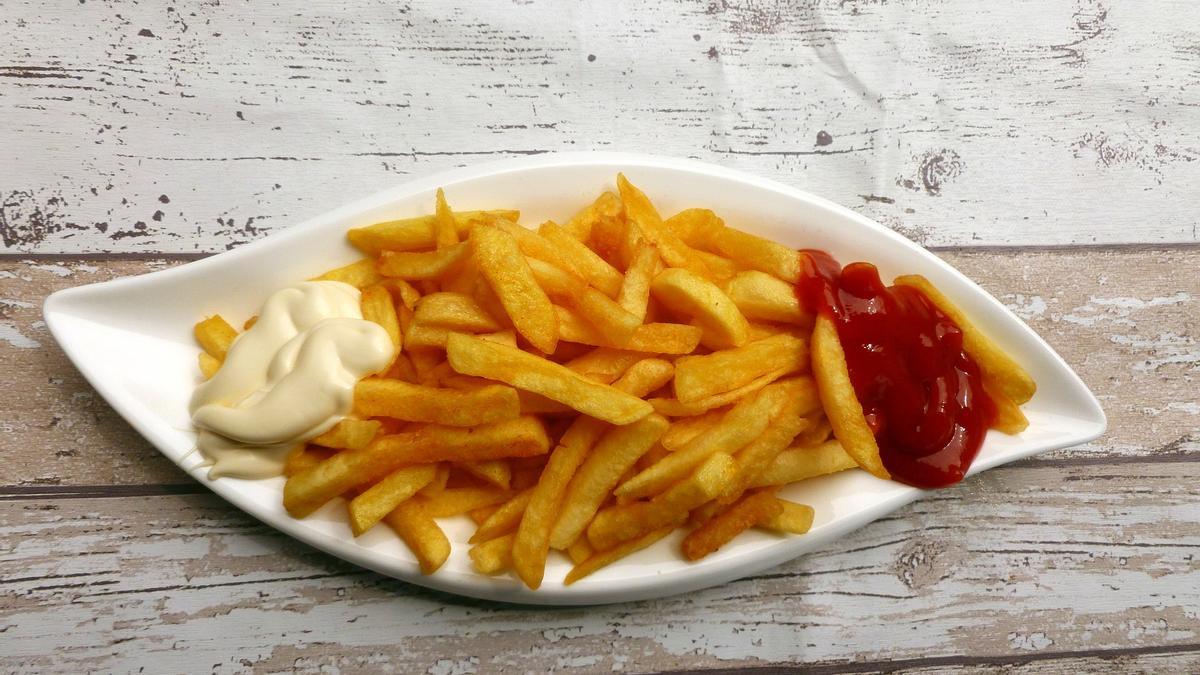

{"left": 797, "top": 250, "right": 995, "bottom": 488}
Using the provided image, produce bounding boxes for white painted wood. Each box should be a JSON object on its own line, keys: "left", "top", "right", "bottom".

{"left": 2, "top": 1, "right": 1199, "bottom": 252}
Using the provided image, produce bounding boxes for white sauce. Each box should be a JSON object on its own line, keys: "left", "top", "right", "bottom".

{"left": 190, "top": 281, "right": 393, "bottom": 479}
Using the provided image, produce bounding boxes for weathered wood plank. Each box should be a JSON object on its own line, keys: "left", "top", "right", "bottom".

{"left": 2, "top": 1, "right": 1199, "bottom": 252}
{"left": 2, "top": 461, "right": 1197, "bottom": 672}
{"left": 3, "top": 248, "right": 1195, "bottom": 487}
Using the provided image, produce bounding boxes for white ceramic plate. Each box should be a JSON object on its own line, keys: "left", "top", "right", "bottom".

{"left": 43, "top": 153, "right": 1105, "bottom": 605}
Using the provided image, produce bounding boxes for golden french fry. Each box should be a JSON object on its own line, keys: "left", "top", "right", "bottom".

{"left": 565, "top": 348, "right": 645, "bottom": 384}
{"left": 470, "top": 533, "right": 515, "bottom": 575}
{"left": 282, "top": 445, "right": 337, "bottom": 478}
{"left": 985, "top": 382, "right": 1030, "bottom": 434}
{"left": 758, "top": 499, "right": 814, "bottom": 534}
{"left": 198, "top": 351, "right": 221, "bottom": 379}
{"left": 527, "top": 258, "right": 640, "bottom": 344}
{"left": 894, "top": 274, "right": 1037, "bottom": 405}
{"left": 811, "top": 314, "right": 889, "bottom": 479}
{"left": 650, "top": 268, "right": 750, "bottom": 349}
{"left": 748, "top": 440, "right": 859, "bottom": 488}
{"left": 433, "top": 188, "right": 459, "bottom": 248}
{"left": 610, "top": 359, "right": 675, "bottom": 398}
{"left": 565, "top": 536, "right": 594, "bottom": 565}
{"left": 674, "top": 334, "right": 808, "bottom": 403}
{"left": 616, "top": 174, "right": 713, "bottom": 279}
{"left": 564, "top": 191, "right": 622, "bottom": 242}
{"left": 361, "top": 285, "right": 401, "bottom": 363}
{"left": 793, "top": 415, "right": 832, "bottom": 447}
{"left": 384, "top": 499, "right": 450, "bottom": 574}
{"left": 693, "top": 250, "right": 738, "bottom": 282}
{"left": 589, "top": 452, "right": 737, "bottom": 551}
{"left": 354, "top": 378, "right": 520, "bottom": 426}
{"left": 471, "top": 224, "right": 559, "bottom": 353}
{"left": 538, "top": 221, "right": 624, "bottom": 297}
{"left": 549, "top": 413, "right": 670, "bottom": 549}
{"left": 722, "top": 270, "right": 811, "bottom": 325}
{"left": 721, "top": 405, "right": 810, "bottom": 504}
{"left": 422, "top": 486, "right": 513, "bottom": 517}
{"left": 705, "top": 225, "right": 800, "bottom": 283}
{"left": 616, "top": 239, "right": 659, "bottom": 321}
{"left": 283, "top": 417, "right": 549, "bottom": 518}
{"left": 377, "top": 242, "right": 471, "bottom": 280}
{"left": 469, "top": 488, "right": 533, "bottom": 543}
{"left": 311, "top": 418, "right": 383, "bottom": 450}
{"left": 486, "top": 218, "right": 580, "bottom": 276}
{"left": 649, "top": 368, "right": 789, "bottom": 417}
{"left": 314, "top": 258, "right": 383, "bottom": 289}
{"left": 660, "top": 409, "right": 725, "bottom": 450}
{"left": 194, "top": 315, "right": 237, "bottom": 360}
{"left": 347, "top": 464, "right": 438, "bottom": 536}
{"left": 413, "top": 292, "right": 502, "bottom": 332}
{"left": 445, "top": 333, "right": 652, "bottom": 425}
{"left": 460, "top": 459, "right": 512, "bottom": 490}
{"left": 383, "top": 278, "right": 422, "bottom": 311}
{"left": 555, "top": 305, "right": 702, "bottom": 354}
{"left": 663, "top": 208, "right": 723, "bottom": 247}
{"left": 419, "top": 463, "right": 451, "bottom": 497}
{"left": 565, "top": 524, "right": 676, "bottom": 585}
{"left": 518, "top": 390, "right": 575, "bottom": 415}
{"left": 468, "top": 505, "right": 499, "bottom": 525}
{"left": 681, "top": 489, "right": 782, "bottom": 561}
{"left": 347, "top": 210, "right": 519, "bottom": 255}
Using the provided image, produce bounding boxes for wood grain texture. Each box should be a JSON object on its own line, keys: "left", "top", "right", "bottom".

{"left": 2, "top": 0, "right": 1200, "bottom": 253}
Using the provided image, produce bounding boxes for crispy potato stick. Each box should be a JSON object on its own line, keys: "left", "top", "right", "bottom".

{"left": 674, "top": 334, "right": 808, "bottom": 403}
{"left": 378, "top": 242, "right": 471, "bottom": 280}
{"left": 565, "top": 524, "right": 677, "bottom": 585}
{"left": 588, "top": 452, "right": 737, "bottom": 550}
{"left": 555, "top": 306, "right": 702, "bottom": 354}
{"left": 460, "top": 459, "right": 512, "bottom": 490}
{"left": 471, "top": 224, "right": 559, "bottom": 353}
{"left": 565, "top": 537, "right": 594, "bottom": 565}
{"left": 283, "top": 417, "right": 548, "bottom": 518}
{"left": 419, "top": 463, "right": 451, "bottom": 497}
{"left": 198, "top": 351, "right": 221, "bottom": 379}
{"left": 748, "top": 440, "right": 860, "bottom": 488}
{"left": 722, "top": 270, "right": 811, "bottom": 325}
{"left": 310, "top": 418, "right": 382, "bottom": 450}
{"left": 681, "top": 489, "right": 783, "bottom": 561}
{"left": 758, "top": 499, "right": 814, "bottom": 534}
{"left": 549, "top": 413, "right": 670, "bottom": 550}
{"left": 401, "top": 325, "right": 456, "bottom": 350}
{"left": 564, "top": 191, "right": 622, "bottom": 242}
{"left": 413, "top": 292, "right": 502, "bottom": 332}
{"left": 445, "top": 333, "right": 652, "bottom": 425}
{"left": 663, "top": 208, "right": 723, "bottom": 248}
{"left": 361, "top": 285, "right": 401, "bottom": 363}
{"left": 527, "top": 258, "right": 640, "bottom": 344}
{"left": 422, "top": 486, "right": 513, "bottom": 518}
{"left": 433, "top": 188, "right": 459, "bottom": 248}
{"left": 470, "top": 533, "right": 515, "bottom": 575}
{"left": 565, "top": 348, "right": 645, "bottom": 384}
{"left": 384, "top": 499, "right": 450, "bottom": 574}
{"left": 468, "top": 505, "right": 499, "bottom": 525}
{"left": 512, "top": 417, "right": 609, "bottom": 589}
{"left": 469, "top": 488, "right": 533, "bottom": 543}
{"left": 517, "top": 390, "right": 575, "bottom": 415}
{"left": 649, "top": 367, "right": 790, "bottom": 417}
{"left": 984, "top": 381, "right": 1030, "bottom": 434}
{"left": 706, "top": 225, "right": 801, "bottom": 283}
{"left": 538, "top": 221, "right": 624, "bottom": 297}
{"left": 354, "top": 378, "right": 520, "bottom": 426}
{"left": 650, "top": 268, "right": 750, "bottom": 349}
{"left": 194, "top": 315, "right": 237, "bottom": 360}
{"left": 722, "top": 406, "right": 810, "bottom": 504}
{"left": 314, "top": 258, "right": 383, "bottom": 289}
{"left": 283, "top": 445, "right": 337, "bottom": 478}
{"left": 894, "top": 274, "right": 1037, "bottom": 405}
{"left": 811, "top": 314, "right": 889, "bottom": 479}
{"left": 616, "top": 174, "right": 713, "bottom": 279}
{"left": 487, "top": 218, "right": 579, "bottom": 275}
{"left": 793, "top": 415, "right": 833, "bottom": 447}
{"left": 616, "top": 384, "right": 786, "bottom": 500}
{"left": 661, "top": 409, "right": 726, "bottom": 450}
{"left": 610, "top": 359, "right": 675, "bottom": 398}
{"left": 382, "top": 278, "right": 422, "bottom": 311}
{"left": 693, "top": 250, "right": 738, "bottom": 282}
{"left": 617, "top": 240, "right": 659, "bottom": 321}
{"left": 347, "top": 464, "right": 438, "bottom": 536}
{"left": 347, "top": 210, "right": 518, "bottom": 255}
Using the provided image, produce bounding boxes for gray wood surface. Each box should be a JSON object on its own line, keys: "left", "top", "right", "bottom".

{"left": 2, "top": 1, "right": 1199, "bottom": 672}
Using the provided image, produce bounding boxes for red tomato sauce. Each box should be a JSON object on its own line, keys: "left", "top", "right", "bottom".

{"left": 797, "top": 250, "right": 995, "bottom": 488}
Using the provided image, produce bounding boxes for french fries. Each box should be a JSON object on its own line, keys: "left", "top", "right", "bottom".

{"left": 811, "top": 315, "right": 890, "bottom": 480}
{"left": 194, "top": 315, "right": 237, "bottom": 361}
{"left": 471, "top": 223, "right": 559, "bottom": 353}
{"left": 650, "top": 268, "right": 750, "bottom": 349}
{"left": 673, "top": 334, "right": 808, "bottom": 403}
{"left": 354, "top": 378, "right": 520, "bottom": 426}
{"left": 681, "top": 489, "right": 782, "bottom": 561}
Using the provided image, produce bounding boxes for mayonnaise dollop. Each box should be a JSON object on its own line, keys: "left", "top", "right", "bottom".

{"left": 190, "top": 281, "right": 393, "bottom": 479}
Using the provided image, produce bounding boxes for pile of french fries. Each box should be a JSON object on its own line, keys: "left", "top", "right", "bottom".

{"left": 193, "top": 174, "right": 1003, "bottom": 589}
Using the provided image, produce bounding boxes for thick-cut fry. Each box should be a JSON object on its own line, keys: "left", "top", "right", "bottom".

{"left": 674, "top": 334, "right": 808, "bottom": 403}
{"left": 681, "top": 489, "right": 782, "bottom": 561}
{"left": 311, "top": 418, "right": 382, "bottom": 450}
{"left": 422, "top": 486, "right": 512, "bottom": 517}
{"left": 722, "top": 406, "right": 809, "bottom": 504}
{"left": 347, "top": 210, "right": 519, "bottom": 255}
{"left": 616, "top": 239, "right": 659, "bottom": 321}
{"left": 384, "top": 499, "right": 451, "bottom": 574}
{"left": 610, "top": 359, "right": 675, "bottom": 399}
{"left": 446, "top": 333, "right": 652, "bottom": 425}
{"left": 722, "top": 270, "right": 811, "bottom": 325}
{"left": 198, "top": 351, "right": 221, "bottom": 379}
{"left": 650, "top": 268, "right": 750, "bottom": 349}
{"left": 433, "top": 188, "right": 459, "bottom": 248}
{"left": 565, "top": 348, "right": 645, "bottom": 384}
{"left": 661, "top": 408, "right": 725, "bottom": 450}
{"left": 470, "top": 533, "right": 515, "bottom": 575}
{"left": 811, "top": 314, "right": 889, "bottom": 479}
{"left": 693, "top": 250, "right": 738, "bottom": 282}
{"left": 706, "top": 225, "right": 801, "bottom": 283}
{"left": 748, "top": 440, "right": 859, "bottom": 488}
{"left": 347, "top": 464, "right": 438, "bottom": 536}
{"left": 469, "top": 505, "right": 499, "bottom": 525}
{"left": 314, "top": 258, "right": 384, "bottom": 289}
{"left": 527, "top": 258, "right": 640, "bottom": 344}
{"left": 793, "top": 415, "right": 833, "bottom": 447}
{"left": 413, "top": 292, "right": 502, "bottom": 332}
{"left": 283, "top": 445, "right": 337, "bottom": 478}
{"left": 517, "top": 390, "right": 574, "bottom": 415}
{"left": 469, "top": 488, "right": 533, "bottom": 543}
{"left": 616, "top": 174, "right": 713, "bottom": 279}
{"left": 616, "top": 384, "right": 786, "bottom": 500}
{"left": 549, "top": 413, "right": 670, "bottom": 550}
{"left": 565, "top": 537, "right": 594, "bottom": 565}
{"left": 419, "top": 463, "right": 451, "bottom": 497}
{"left": 283, "top": 417, "right": 549, "bottom": 517}
{"left": 555, "top": 306, "right": 702, "bottom": 354}
{"left": 361, "top": 286, "right": 401, "bottom": 362}
{"left": 588, "top": 452, "right": 737, "bottom": 551}
{"left": 663, "top": 208, "right": 723, "bottom": 248}
{"left": 758, "top": 499, "right": 815, "bottom": 534}
{"left": 538, "top": 221, "right": 624, "bottom": 297}
{"left": 987, "top": 382, "right": 1030, "bottom": 434}
{"left": 564, "top": 191, "right": 622, "bottom": 242}
{"left": 894, "top": 274, "right": 1037, "bottom": 405}
{"left": 194, "top": 315, "right": 238, "bottom": 360}
{"left": 354, "top": 378, "right": 520, "bottom": 426}
{"left": 565, "top": 524, "right": 676, "bottom": 585}
{"left": 471, "top": 224, "right": 559, "bottom": 353}
{"left": 378, "top": 242, "right": 471, "bottom": 280}
{"left": 460, "top": 459, "right": 512, "bottom": 490}
{"left": 488, "top": 218, "right": 579, "bottom": 276}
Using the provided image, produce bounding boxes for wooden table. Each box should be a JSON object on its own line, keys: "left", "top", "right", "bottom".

{"left": 3, "top": 1, "right": 1198, "bottom": 672}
